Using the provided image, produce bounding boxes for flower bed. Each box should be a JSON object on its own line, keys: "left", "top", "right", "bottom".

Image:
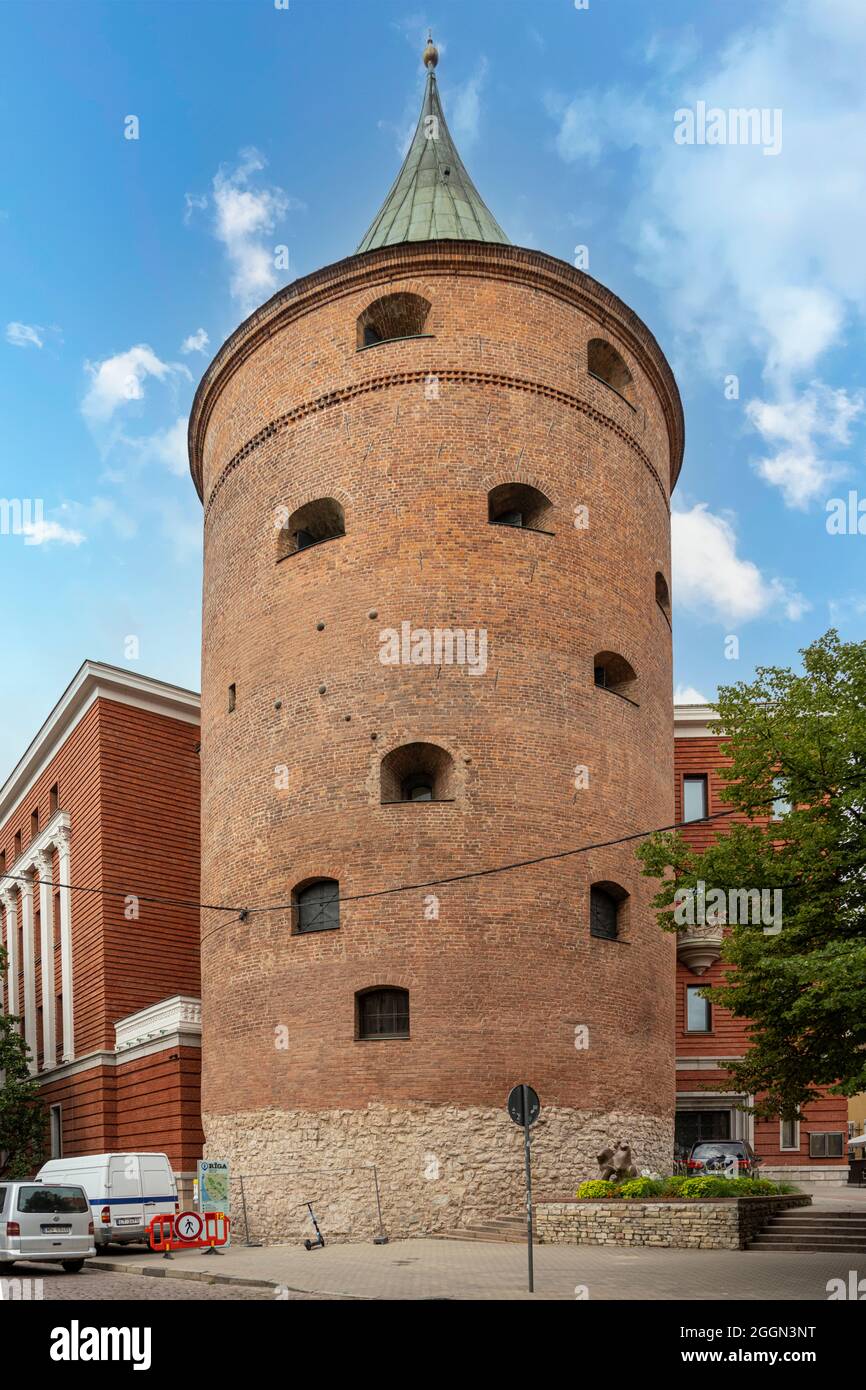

{"left": 575, "top": 1175, "right": 797, "bottom": 1200}
{"left": 535, "top": 1193, "right": 811, "bottom": 1250}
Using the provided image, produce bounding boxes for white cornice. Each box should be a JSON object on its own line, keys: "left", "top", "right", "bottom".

{"left": 0, "top": 661, "right": 201, "bottom": 829}
{"left": 115, "top": 995, "right": 202, "bottom": 1053}
{"left": 673, "top": 703, "right": 722, "bottom": 739}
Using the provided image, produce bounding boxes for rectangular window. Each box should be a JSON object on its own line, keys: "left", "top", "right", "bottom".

{"left": 686, "top": 985, "right": 711, "bottom": 1033}
{"left": 50, "top": 783, "right": 59, "bottom": 815}
{"left": 809, "top": 1132, "right": 844, "bottom": 1158}
{"left": 780, "top": 1118, "right": 800, "bottom": 1151}
{"left": 771, "top": 775, "right": 792, "bottom": 821}
{"left": 49, "top": 1104, "right": 63, "bottom": 1158}
{"left": 17, "top": 1184, "right": 87, "bottom": 1214}
{"left": 13, "top": 831, "right": 21, "bottom": 858}
{"left": 0, "top": 850, "right": 5, "bottom": 875}
{"left": 683, "top": 775, "right": 708, "bottom": 823}
{"left": 31, "top": 808, "right": 39, "bottom": 839}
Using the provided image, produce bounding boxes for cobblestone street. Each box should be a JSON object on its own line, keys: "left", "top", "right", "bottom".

{"left": 7, "top": 1265, "right": 338, "bottom": 1301}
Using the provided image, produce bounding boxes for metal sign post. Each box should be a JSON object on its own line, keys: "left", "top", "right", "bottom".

{"left": 507, "top": 1083, "right": 540, "bottom": 1295}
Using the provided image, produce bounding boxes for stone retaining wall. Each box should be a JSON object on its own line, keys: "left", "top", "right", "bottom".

{"left": 536, "top": 1194, "right": 811, "bottom": 1250}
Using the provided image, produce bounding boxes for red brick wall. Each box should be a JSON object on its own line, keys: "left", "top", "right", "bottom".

{"left": 38, "top": 1046, "right": 202, "bottom": 1174}
{"left": 1, "top": 696, "right": 201, "bottom": 1057}
{"left": 113, "top": 1047, "right": 203, "bottom": 1172}
{"left": 192, "top": 242, "right": 682, "bottom": 1121}
{"left": 0, "top": 700, "right": 106, "bottom": 1056}
{"left": 675, "top": 728, "right": 848, "bottom": 1161}
{"left": 98, "top": 699, "right": 201, "bottom": 1037}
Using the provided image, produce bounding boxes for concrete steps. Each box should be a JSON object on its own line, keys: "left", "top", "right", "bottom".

{"left": 429, "top": 1217, "right": 534, "bottom": 1244}
{"left": 749, "top": 1210, "right": 866, "bottom": 1253}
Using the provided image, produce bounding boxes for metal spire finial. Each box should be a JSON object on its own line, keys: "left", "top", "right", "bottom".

{"left": 423, "top": 32, "right": 439, "bottom": 70}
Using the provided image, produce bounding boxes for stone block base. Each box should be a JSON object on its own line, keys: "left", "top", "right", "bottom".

{"left": 203, "top": 1102, "right": 674, "bottom": 1244}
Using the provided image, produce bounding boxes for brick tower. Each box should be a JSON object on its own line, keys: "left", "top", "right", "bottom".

{"left": 189, "top": 38, "right": 684, "bottom": 1241}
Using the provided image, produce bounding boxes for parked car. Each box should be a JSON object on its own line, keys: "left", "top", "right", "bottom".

{"left": 0, "top": 1180, "right": 95, "bottom": 1272}
{"left": 686, "top": 1140, "right": 762, "bottom": 1176}
{"left": 37, "top": 1153, "right": 178, "bottom": 1249}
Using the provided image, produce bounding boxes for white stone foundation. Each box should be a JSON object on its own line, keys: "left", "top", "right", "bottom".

{"left": 204, "top": 1102, "right": 675, "bottom": 1244}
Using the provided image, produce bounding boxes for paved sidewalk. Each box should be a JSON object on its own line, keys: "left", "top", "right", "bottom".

{"left": 90, "top": 1234, "right": 865, "bottom": 1301}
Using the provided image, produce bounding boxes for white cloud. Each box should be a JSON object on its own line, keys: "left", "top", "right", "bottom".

{"left": 672, "top": 503, "right": 808, "bottom": 624}
{"left": 547, "top": 88, "right": 656, "bottom": 166}
{"left": 746, "top": 382, "right": 864, "bottom": 508}
{"left": 138, "top": 416, "right": 189, "bottom": 477}
{"left": 22, "top": 518, "right": 85, "bottom": 546}
{"left": 183, "top": 192, "right": 207, "bottom": 225}
{"left": 549, "top": 0, "right": 866, "bottom": 501}
{"left": 181, "top": 328, "right": 209, "bottom": 355}
{"left": 6, "top": 322, "right": 44, "bottom": 348}
{"left": 450, "top": 58, "right": 488, "bottom": 146}
{"left": 644, "top": 27, "right": 701, "bottom": 77}
{"left": 211, "top": 148, "right": 301, "bottom": 314}
{"left": 82, "top": 345, "right": 189, "bottom": 425}
{"left": 674, "top": 683, "right": 711, "bottom": 704}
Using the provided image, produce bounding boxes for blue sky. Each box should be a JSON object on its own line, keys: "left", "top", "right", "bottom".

{"left": 1, "top": 0, "right": 864, "bottom": 772}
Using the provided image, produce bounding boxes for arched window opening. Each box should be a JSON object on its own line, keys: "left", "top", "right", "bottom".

{"left": 292, "top": 878, "right": 340, "bottom": 934}
{"left": 590, "top": 882, "right": 628, "bottom": 940}
{"left": 356, "top": 987, "right": 410, "bottom": 1040}
{"left": 380, "top": 742, "right": 455, "bottom": 804}
{"left": 593, "top": 651, "right": 638, "bottom": 703}
{"left": 277, "top": 498, "right": 345, "bottom": 560}
{"left": 487, "top": 483, "right": 553, "bottom": 532}
{"left": 587, "top": 338, "right": 635, "bottom": 404}
{"left": 357, "top": 293, "right": 431, "bottom": 349}
{"left": 655, "top": 572, "right": 672, "bottom": 623}
{"left": 402, "top": 775, "right": 434, "bottom": 802}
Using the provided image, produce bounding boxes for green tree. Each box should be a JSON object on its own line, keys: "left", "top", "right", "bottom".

{"left": 0, "top": 945, "right": 46, "bottom": 1177}
{"left": 637, "top": 630, "right": 866, "bottom": 1117}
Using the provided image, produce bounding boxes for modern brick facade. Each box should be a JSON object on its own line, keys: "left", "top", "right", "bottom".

{"left": 674, "top": 704, "right": 849, "bottom": 1182}
{"left": 0, "top": 662, "right": 203, "bottom": 1199}
{"left": 188, "top": 59, "right": 686, "bottom": 1235}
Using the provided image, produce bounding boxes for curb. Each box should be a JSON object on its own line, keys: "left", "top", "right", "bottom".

{"left": 90, "top": 1259, "right": 281, "bottom": 1291}
{"left": 88, "top": 1258, "right": 365, "bottom": 1298}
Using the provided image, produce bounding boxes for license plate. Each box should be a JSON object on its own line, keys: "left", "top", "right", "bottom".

{"left": 115, "top": 1217, "right": 139, "bottom": 1226}
{"left": 42, "top": 1224, "right": 71, "bottom": 1234}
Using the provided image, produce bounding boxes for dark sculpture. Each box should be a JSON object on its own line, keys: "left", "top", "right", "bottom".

{"left": 597, "top": 1140, "right": 639, "bottom": 1183}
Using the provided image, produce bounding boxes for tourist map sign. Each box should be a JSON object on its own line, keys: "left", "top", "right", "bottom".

{"left": 197, "top": 1159, "right": 231, "bottom": 1246}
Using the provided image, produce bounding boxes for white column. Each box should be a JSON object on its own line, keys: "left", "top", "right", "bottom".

{"left": 2, "top": 892, "right": 20, "bottom": 1022}
{"left": 56, "top": 826, "right": 74, "bottom": 1062}
{"left": 20, "top": 875, "right": 38, "bottom": 1072}
{"left": 0, "top": 898, "right": 5, "bottom": 1016}
{"left": 38, "top": 851, "right": 56, "bottom": 1069}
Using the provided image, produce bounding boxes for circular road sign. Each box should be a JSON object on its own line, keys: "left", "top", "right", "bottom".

{"left": 175, "top": 1210, "right": 204, "bottom": 1243}
{"left": 507, "top": 1084, "right": 540, "bottom": 1127}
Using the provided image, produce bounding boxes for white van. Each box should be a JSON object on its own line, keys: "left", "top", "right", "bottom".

{"left": 37, "top": 1153, "right": 178, "bottom": 1248}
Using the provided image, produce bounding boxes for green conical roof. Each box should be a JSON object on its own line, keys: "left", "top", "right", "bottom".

{"left": 357, "top": 39, "right": 510, "bottom": 253}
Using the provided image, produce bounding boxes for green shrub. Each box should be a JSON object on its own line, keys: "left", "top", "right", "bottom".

{"left": 728, "top": 1177, "right": 779, "bottom": 1196}
{"left": 576, "top": 1179, "right": 620, "bottom": 1199}
{"left": 662, "top": 1174, "right": 688, "bottom": 1194}
{"left": 678, "top": 1174, "right": 785, "bottom": 1199}
{"left": 679, "top": 1175, "right": 735, "bottom": 1198}
{"left": 618, "top": 1177, "right": 664, "bottom": 1199}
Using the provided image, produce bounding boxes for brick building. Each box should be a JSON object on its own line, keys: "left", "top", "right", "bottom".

{"left": 0, "top": 661, "right": 203, "bottom": 1199}
{"left": 674, "top": 703, "right": 849, "bottom": 1183}
{"left": 188, "top": 37, "right": 684, "bottom": 1239}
